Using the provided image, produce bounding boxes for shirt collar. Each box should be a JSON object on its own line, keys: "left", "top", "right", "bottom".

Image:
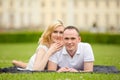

{"left": 62, "top": 46, "right": 68, "bottom": 55}
{"left": 76, "top": 43, "right": 81, "bottom": 55}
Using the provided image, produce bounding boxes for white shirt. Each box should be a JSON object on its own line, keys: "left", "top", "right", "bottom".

{"left": 26, "top": 45, "right": 48, "bottom": 70}
{"left": 49, "top": 42, "right": 94, "bottom": 70}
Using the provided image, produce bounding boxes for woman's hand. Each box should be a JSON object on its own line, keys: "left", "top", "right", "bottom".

{"left": 48, "top": 42, "right": 64, "bottom": 55}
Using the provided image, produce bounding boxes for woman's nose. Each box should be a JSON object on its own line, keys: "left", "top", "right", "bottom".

{"left": 57, "top": 32, "right": 62, "bottom": 36}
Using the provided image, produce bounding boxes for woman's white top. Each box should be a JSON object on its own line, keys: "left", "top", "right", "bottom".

{"left": 26, "top": 45, "right": 48, "bottom": 70}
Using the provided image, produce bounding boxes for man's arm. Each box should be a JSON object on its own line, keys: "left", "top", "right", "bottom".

{"left": 83, "top": 61, "right": 94, "bottom": 72}
{"left": 48, "top": 61, "right": 57, "bottom": 71}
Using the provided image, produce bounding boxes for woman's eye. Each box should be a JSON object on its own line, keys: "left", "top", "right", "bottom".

{"left": 59, "top": 31, "right": 63, "bottom": 34}
{"left": 53, "top": 31, "right": 63, "bottom": 34}
{"left": 53, "top": 31, "right": 58, "bottom": 33}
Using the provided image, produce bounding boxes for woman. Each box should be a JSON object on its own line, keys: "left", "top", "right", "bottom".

{"left": 12, "top": 20, "right": 64, "bottom": 71}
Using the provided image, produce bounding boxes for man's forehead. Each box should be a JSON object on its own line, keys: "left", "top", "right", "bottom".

{"left": 63, "top": 33, "right": 79, "bottom": 38}
{"left": 64, "top": 29, "right": 78, "bottom": 35}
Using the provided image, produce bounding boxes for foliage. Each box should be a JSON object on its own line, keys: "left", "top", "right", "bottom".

{"left": 80, "top": 32, "right": 120, "bottom": 44}
{"left": 0, "top": 32, "right": 120, "bottom": 44}
{"left": 0, "top": 31, "right": 42, "bottom": 43}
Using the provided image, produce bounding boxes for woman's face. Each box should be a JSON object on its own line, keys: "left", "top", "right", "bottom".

{"left": 51, "top": 26, "right": 64, "bottom": 43}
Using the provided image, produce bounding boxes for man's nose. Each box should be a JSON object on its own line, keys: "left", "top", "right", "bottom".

{"left": 68, "top": 39, "right": 72, "bottom": 43}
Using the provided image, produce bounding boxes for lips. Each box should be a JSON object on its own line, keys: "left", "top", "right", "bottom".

{"left": 67, "top": 44, "right": 73, "bottom": 48}
{"left": 68, "top": 43, "right": 73, "bottom": 46}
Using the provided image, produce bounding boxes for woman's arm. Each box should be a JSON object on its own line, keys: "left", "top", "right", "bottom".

{"left": 12, "top": 60, "right": 28, "bottom": 69}
{"left": 32, "top": 48, "right": 47, "bottom": 71}
{"left": 33, "top": 43, "right": 63, "bottom": 71}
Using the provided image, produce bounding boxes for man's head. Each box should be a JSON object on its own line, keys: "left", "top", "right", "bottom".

{"left": 63, "top": 26, "right": 81, "bottom": 56}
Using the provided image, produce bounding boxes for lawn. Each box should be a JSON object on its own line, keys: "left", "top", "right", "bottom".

{"left": 0, "top": 43, "right": 120, "bottom": 80}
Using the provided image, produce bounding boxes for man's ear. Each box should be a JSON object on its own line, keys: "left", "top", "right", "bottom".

{"left": 78, "top": 36, "right": 81, "bottom": 42}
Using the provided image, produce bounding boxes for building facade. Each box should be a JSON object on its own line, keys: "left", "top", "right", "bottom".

{"left": 0, "top": 0, "right": 120, "bottom": 32}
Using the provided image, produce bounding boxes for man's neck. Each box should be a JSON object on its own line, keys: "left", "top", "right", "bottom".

{"left": 67, "top": 49, "right": 77, "bottom": 58}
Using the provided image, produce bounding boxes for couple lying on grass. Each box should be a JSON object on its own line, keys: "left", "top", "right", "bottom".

{"left": 12, "top": 20, "right": 94, "bottom": 73}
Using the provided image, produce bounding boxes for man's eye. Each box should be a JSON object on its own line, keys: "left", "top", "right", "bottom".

{"left": 64, "top": 38, "right": 69, "bottom": 40}
{"left": 71, "top": 38, "right": 75, "bottom": 40}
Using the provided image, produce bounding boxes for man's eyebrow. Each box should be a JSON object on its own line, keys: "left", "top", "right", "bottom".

{"left": 64, "top": 37, "right": 76, "bottom": 39}
{"left": 64, "top": 37, "right": 69, "bottom": 39}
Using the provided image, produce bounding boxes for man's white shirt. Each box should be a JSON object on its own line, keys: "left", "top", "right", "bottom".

{"left": 49, "top": 42, "right": 94, "bottom": 70}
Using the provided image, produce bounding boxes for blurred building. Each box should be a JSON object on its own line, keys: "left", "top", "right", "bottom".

{"left": 0, "top": 0, "right": 120, "bottom": 33}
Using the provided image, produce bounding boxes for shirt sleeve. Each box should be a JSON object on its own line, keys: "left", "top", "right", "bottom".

{"left": 26, "top": 45, "right": 48, "bottom": 70}
{"left": 49, "top": 52, "right": 58, "bottom": 64}
{"left": 37, "top": 45, "right": 48, "bottom": 52}
{"left": 84, "top": 43, "right": 95, "bottom": 62}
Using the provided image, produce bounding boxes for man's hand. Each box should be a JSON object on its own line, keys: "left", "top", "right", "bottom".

{"left": 68, "top": 68, "right": 79, "bottom": 72}
{"left": 57, "top": 67, "right": 69, "bottom": 72}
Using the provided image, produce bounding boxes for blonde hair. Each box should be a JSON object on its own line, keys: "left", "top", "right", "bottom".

{"left": 38, "top": 20, "right": 64, "bottom": 47}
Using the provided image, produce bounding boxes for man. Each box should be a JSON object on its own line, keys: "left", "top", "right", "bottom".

{"left": 48, "top": 26, "right": 94, "bottom": 72}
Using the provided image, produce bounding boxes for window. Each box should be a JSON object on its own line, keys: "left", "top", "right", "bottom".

{"left": 95, "top": 14, "right": 99, "bottom": 22}
{"left": 117, "top": 0, "right": 119, "bottom": 7}
{"left": 116, "top": 14, "right": 119, "bottom": 27}
{"left": 95, "top": 0, "right": 98, "bottom": 7}
{"left": 0, "top": 13, "right": 2, "bottom": 26}
{"left": 74, "top": 0, "right": 79, "bottom": 7}
{"left": 51, "top": 0, "right": 55, "bottom": 7}
{"left": 84, "top": 13, "right": 88, "bottom": 25}
{"left": 0, "top": 0, "right": 2, "bottom": 6}
{"left": 105, "top": 14, "right": 109, "bottom": 27}
{"left": 41, "top": 1, "right": 45, "bottom": 7}
{"left": 62, "top": 0, "right": 65, "bottom": 7}
{"left": 106, "top": 0, "right": 109, "bottom": 8}
{"left": 20, "top": 0, "right": 23, "bottom": 6}
{"left": 84, "top": 0, "right": 88, "bottom": 7}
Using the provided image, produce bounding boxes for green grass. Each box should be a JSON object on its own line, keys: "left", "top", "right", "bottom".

{"left": 0, "top": 73, "right": 120, "bottom": 80}
{"left": 0, "top": 43, "right": 120, "bottom": 80}
{"left": 92, "top": 44, "right": 120, "bottom": 69}
{"left": 0, "top": 43, "right": 37, "bottom": 67}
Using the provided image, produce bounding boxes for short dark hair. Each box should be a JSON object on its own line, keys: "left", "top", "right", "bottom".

{"left": 64, "top": 26, "right": 80, "bottom": 36}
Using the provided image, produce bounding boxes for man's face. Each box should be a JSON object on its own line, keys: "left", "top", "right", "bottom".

{"left": 63, "top": 29, "right": 80, "bottom": 52}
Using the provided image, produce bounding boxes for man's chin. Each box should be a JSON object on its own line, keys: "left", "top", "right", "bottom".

{"left": 66, "top": 47, "right": 73, "bottom": 51}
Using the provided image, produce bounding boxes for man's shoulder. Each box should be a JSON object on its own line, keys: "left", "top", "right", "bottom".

{"left": 78, "top": 42, "right": 92, "bottom": 49}
{"left": 79, "top": 42, "right": 91, "bottom": 46}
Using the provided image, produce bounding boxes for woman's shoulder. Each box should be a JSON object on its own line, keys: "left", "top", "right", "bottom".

{"left": 37, "top": 44, "right": 49, "bottom": 51}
